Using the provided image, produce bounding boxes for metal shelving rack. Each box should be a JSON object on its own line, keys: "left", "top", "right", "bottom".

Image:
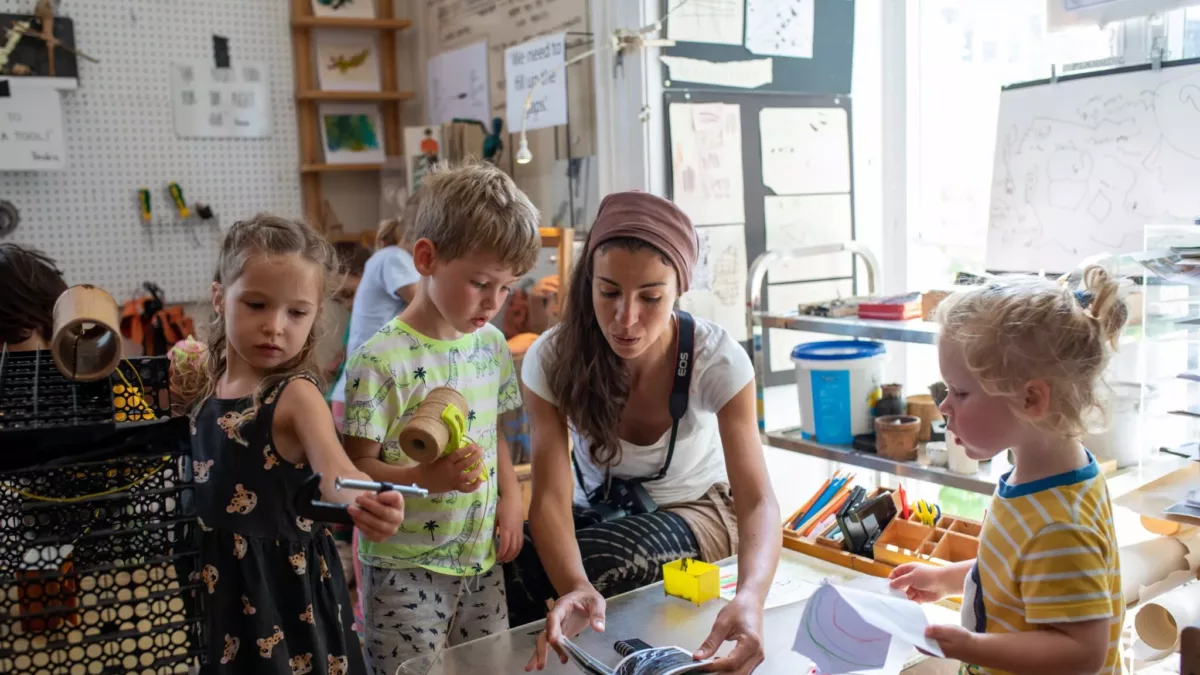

{"left": 745, "top": 242, "right": 1008, "bottom": 495}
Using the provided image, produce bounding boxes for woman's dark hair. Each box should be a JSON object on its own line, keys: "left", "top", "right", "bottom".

{"left": 0, "top": 243, "right": 68, "bottom": 346}
{"left": 545, "top": 237, "right": 675, "bottom": 467}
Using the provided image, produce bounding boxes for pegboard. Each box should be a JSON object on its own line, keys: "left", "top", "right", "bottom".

{"left": 0, "top": 0, "right": 302, "bottom": 303}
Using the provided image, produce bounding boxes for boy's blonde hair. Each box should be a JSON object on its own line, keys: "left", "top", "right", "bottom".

{"left": 935, "top": 264, "right": 1128, "bottom": 439}
{"left": 376, "top": 193, "right": 421, "bottom": 251}
{"left": 410, "top": 161, "right": 541, "bottom": 275}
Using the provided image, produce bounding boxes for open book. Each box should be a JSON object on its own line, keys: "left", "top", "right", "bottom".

{"left": 558, "top": 636, "right": 713, "bottom": 675}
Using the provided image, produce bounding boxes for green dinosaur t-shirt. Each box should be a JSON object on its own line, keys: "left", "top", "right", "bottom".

{"left": 342, "top": 318, "right": 521, "bottom": 576}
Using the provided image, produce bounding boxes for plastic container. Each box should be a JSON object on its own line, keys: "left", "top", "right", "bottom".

{"left": 791, "top": 341, "right": 887, "bottom": 444}
{"left": 1084, "top": 381, "right": 1158, "bottom": 468}
{"left": 662, "top": 558, "right": 719, "bottom": 605}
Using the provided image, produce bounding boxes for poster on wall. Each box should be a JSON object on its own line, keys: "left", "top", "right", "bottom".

{"left": 668, "top": 102, "right": 745, "bottom": 226}
{"left": 319, "top": 103, "right": 385, "bottom": 164}
{"left": 314, "top": 31, "right": 381, "bottom": 92}
{"left": 427, "top": 41, "right": 490, "bottom": 125}
{"left": 169, "top": 62, "right": 272, "bottom": 139}
{"left": 403, "top": 125, "right": 442, "bottom": 192}
{"left": 665, "top": 0, "right": 745, "bottom": 46}
{"left": 504, "top": 32, "right": 568, "bottom": 132}
{"left": 759, "top": 107, "right": 850, "bottom": 196}
{"left": 682, "top": 224, "right": 750, "bottom": 341}
{"left": 0, "top": 81, "right": 66, "bottom": 170}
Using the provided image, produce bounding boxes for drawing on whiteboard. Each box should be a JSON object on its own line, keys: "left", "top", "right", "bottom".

{"left": 427, "top": 41, "right": 491, "bottom": 124}
{"left": 669, "top": 103, "right": 745, "bottom": 226}
{"left": 988, "top": 64, "right": 1200, "bottom": 273}
{"left": 745, "top": 0, "right": 814, "bottom": 60}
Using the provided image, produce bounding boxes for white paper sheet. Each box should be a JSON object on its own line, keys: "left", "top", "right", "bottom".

{"left": 767, "top": 280, "right": 853, "bottom": 372}
{"left": 681, "top": 224, "right": 749, "bottom": 342}
{"left": 746, "top": 0, "right": 815, "bottom": 59}
{"left": 169, "top": 62, "right": 272, "bottom": 139}
{"left": 314, "top": 30, "right": 382, "bottom": 92}
{"left": 760, "top": 107, "right": 851, "bottom": 196}
{"left": 661, "top": 55, "right": 774, "bottom": 89}
{"left": 0, "top": 81, "right": 66, "bottom": 170}
{"left": 318, "top": 103, "right": 386, "bottom": 164}
{"left": 665, "top": 0, "right": 746, "bottom": 46}
{"left": 669, "top": 103, "right": 745, "bottom": 226}
{"left": 792, "top": 581, "right": 943, "bottom": 675}
{"left": 427, "top": 41, "right": 490, "bottom": 125}
{"left": 719, "top": 550, "right": 852, "bottom": 609}
{"left": 505, "top": 33, "right": 568, "bottom": 132}
{"left": 764, "top": 194, "right": 854, "bottom": 282}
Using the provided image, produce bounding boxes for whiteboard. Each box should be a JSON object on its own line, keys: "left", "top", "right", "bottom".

{"left": 987, "top": 61, "right": 1200, "bottom": 273}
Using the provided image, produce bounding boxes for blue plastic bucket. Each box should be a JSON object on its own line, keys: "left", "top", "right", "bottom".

{"left": 791, "top": 341, "right": 887, "bottom": 445}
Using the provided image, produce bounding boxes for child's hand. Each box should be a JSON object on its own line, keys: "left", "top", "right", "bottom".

{"left": 888, "top": 562, "right": 953, "bottom": 603}
{"left": 924, "top": 624, "right": 976, "bottom": 661}
{"left": 350, "top": 490, "right": 405, "bottom": 543}
{"left": 494, "top": 493, "right": 524, "bottom": 563}
{"left": 418, "top": 445, "right": 485, "bottom": 494}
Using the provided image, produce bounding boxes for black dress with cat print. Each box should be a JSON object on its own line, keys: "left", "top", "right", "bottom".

{"left": 191, "top": 375, "right": 364, "bottom": 675}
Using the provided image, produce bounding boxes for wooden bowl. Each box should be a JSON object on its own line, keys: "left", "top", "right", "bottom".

{"left": 875, "top": 414, "right": 920, "bottom": 461}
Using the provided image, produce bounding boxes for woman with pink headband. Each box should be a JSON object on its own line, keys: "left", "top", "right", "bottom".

{"left": 507, "top": 191, "right": 780, "bottom": 674}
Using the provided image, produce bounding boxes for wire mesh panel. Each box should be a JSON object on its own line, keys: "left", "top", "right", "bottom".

{"left": 0, "top": 393, "right": 203, "bottom": 674}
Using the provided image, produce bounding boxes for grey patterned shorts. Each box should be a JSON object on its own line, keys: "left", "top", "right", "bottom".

{"left": 361, "top": 563, "right": 508, "bottom": 675}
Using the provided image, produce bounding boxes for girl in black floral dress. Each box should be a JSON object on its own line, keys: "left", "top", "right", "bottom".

{"left": 177, "top": 215, "right": 405, "bottom": 674}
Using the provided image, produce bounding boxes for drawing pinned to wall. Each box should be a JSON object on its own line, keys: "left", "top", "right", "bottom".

{"left": 765, "top": 194, "right": 853, "bottom": 282}
{"left": 746, "top": 0, "right": 815, "bottom": 59}
{"left": 665, "top": 0, "right": 746, "bottom": 46}
{"left": 311, "top": 0, "right": 375, "bottom": 19}
{"left": 660, "top": 55, "right": 774, "bottom": 89}
{"left": 669, "top": 102, "right": 745, "bottom": 226}
{"left": 403, "top": 126, "right": 442, "bottom": 192}
{"left": 681, "top": 224, "right": 748, "bottom": 342}
{"left": 988, "top": 62, "right": 1200, "bottom": 274}
{"left": 319, "top": 103, "right": 385, "bottom": 164}
{"left": 314, "top": 31, "right": 381, "bottom": 91}
{"left": 0, "top": 81, "right": 65, "bottom": 170}
{"left": 760, "top": 106, "right": 850, "bottom": 196}
{"left": 427, "top": 40, "right": 490, "bottom": 125}
{"left": 169, "top": 61, "right": 272, "bottom": 139}
{"left": 792, "top": 580, "right": 943, "bottom": 675}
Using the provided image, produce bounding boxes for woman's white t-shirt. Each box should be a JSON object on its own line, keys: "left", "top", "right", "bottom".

{"left": 332, "top": 247, "right": 421, "bottom": 403}
{"left": 520, "top": 316, "right": 755, "bottom": 507}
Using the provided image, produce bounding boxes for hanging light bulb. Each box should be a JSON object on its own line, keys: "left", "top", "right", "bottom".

{"left": 516, "top": 135, "right": 532, "bottom": 164}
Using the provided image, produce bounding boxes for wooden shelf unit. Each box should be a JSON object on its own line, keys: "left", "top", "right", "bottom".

{"left": 289, "top": 0, "right": 411, "bottom": 232}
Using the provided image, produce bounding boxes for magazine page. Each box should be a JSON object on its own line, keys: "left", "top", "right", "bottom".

{"left": 559, "top": 636, "right": 615, "bottom": 675}
{"left": 613, "top": 646, "right": 713, "bottom": 675}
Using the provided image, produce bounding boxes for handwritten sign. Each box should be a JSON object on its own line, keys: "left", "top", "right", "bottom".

{"left": 169, "top": 61, "right": 272, "bottom": 139}
{"left": 0, "top": 82, "right": 66, "bottom": 170}
{"left": 505, "top": 32, "right": 567, "bottom": 132}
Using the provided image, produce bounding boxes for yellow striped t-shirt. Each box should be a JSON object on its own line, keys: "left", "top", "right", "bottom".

{"left": 960, "top": 453, "right": 1123, "bottom": 675}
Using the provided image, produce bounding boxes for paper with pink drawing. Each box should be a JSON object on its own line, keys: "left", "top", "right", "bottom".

{"left": 792, "top": 579, "right": 943, "bottom": 675}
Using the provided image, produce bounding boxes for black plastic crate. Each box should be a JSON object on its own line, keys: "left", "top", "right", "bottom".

{"left": 0, "top": 417, "right": 204, "bottom": 675}
{"left": 0, "top": 350, "right": 113, "bottom": 431}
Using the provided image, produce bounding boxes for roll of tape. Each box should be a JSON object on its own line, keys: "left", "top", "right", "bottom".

{"left": 51, "top": 284, "right": 123, "bottom": 382}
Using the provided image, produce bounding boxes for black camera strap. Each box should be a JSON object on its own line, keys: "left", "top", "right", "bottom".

{"left": 572, "top": 311, "right": 696, "bottom": 493}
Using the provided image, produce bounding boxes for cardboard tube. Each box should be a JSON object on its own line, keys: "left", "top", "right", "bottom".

{"left": 1135, "top": 580, "right": 1200, "bottom": 650}
{"left": 50, "top": 285, "right": 122, "bottom": 382}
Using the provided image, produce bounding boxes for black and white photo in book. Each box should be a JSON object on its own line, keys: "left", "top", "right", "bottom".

{"left": 558, "top": 636, "right": 714, "bottom": 675}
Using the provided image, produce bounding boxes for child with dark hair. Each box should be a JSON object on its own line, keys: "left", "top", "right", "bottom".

{"left": 0, "top": 243, "right": 69, "bottom": 351}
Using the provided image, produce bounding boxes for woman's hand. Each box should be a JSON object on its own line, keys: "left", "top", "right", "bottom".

{"left": 494, "top": 493, "right": 524, "bottom": 563}
{"left": 525, "top": 586, "right": 607, "bottom": 672}
{"left": 692, "top": 596, "right": 765, "bottom": 674}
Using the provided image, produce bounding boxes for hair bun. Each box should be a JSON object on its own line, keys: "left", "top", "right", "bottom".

{"left": 1080, "top": 264, "right": 1127, "bottom": 348}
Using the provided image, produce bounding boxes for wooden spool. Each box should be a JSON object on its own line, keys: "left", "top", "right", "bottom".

{"left": 399, "top": 387, "right": 469, "bottom": 463}
{"left": 50, "top": 284, "right": 122, "bottom": 382}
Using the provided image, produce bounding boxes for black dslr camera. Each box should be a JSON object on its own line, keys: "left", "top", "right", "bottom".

{"left": 583, "top": 477, "right": 659, "bottom": 522}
